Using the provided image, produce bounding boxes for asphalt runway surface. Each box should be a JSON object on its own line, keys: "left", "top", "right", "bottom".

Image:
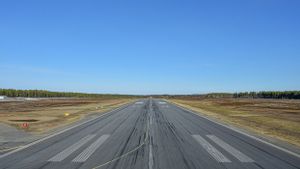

{"left": 0, "top": 98, "right": 299, "bottom": 169}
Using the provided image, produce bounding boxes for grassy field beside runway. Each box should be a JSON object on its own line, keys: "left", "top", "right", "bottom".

{"left": 169, "top": 98, "right": 300, "bottom": 147}
{"left": 0, "top": 98, "right": 133, "bottom": 134}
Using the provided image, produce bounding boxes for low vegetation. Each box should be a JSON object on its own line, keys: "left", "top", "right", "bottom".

{"left": 0, "top": 98, "right": 133, "bottom": 134}
{"left": 169, "top": 98, "right": 300, "bottom": 147}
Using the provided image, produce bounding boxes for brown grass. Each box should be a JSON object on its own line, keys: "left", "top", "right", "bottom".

{"left": 169, "top": 98, "right": 300, "bottom": 147}
{"left": 0, "top": 98, "right": 133, "bottom": 134}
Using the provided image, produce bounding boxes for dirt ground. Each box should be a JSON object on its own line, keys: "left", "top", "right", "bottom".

{"left": 0, "top": 98, "right": 133, "bottom": 134}
{"left": 170, "top": 98, "right": 300, "bottom": 147}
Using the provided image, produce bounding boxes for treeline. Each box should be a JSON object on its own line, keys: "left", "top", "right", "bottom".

{"left": 0, "top": 89, "right": 137, "bottom": 98}
{"left": 207, "top": 91, "right": 300, "bottom": 99}
{"left": 1, "top": 89, "right": 299, "bottom": 99}
{"left": 160, "top": 91, "right": 300, "bottom": 100}
{"left": 233, "top": 91, "right": 300, "bottom": 99}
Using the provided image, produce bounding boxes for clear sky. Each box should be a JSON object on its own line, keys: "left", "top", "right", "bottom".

{"left": 1, "top": 0, "right": 299, "bottom": 94}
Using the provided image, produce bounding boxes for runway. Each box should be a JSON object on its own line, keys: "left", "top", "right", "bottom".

{"left": 0, "top": 98, "right": 299, "bottom": 169}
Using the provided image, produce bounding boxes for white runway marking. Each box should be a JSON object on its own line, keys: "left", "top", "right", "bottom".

{"left": 207, "top": 135, "right": 254, "bottom": 162}
{"left": 48, "top": 135, "right": 95, "bottom": 162}
{"left": 192, "top": 135, "right": 231, "bottom": 163}
{"left": 158, "top": 102, "right": 167, "bottom": 104}
{"left": 135, "top": 102, "right": 144, "bottom": 105}
{"left": 72, "top": 135, "right": 110, "bottom": 162}
{"left": 149, "top": 144, "right": 153, "bottom": 169}
{"left": 150, "top": 116, "right": 153, "bottom": 125}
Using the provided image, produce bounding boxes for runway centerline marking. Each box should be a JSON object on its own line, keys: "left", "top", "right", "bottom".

{"left": 150, "top": 116, "right": 153, "bottom": 125}
{"left": 149, "top": 144, "right": 154, "bottom": 169}
{"left": 192, "top": 135, "right": 231, "bottom": 163}
{"left": 48, "top": 134, "right": 95, "bottom": 162}
{"left": 207, "top": 135, "right": 254, "bottom": 162}
{"left": 73, "top": 135, "right": 110, "bottom": 163}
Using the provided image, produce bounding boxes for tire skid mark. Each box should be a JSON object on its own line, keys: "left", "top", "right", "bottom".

{"left": 91, "top": 100, "right": 149, "bottom": 169}
{"left": 152, "top": 101, "right": 198, "bottom": 169}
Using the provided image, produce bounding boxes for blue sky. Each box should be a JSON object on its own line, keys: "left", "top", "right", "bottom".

{"left": 0, "top": 0, "right": 299, "bottom": 94}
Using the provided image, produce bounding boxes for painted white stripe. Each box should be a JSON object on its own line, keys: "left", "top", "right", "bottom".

{"left": 72, "top": 135, "right": 110, "bottom": 162}
{"left": 48, "top": 135, "right": 95, "bottom": 162}
{"left": 149, "top": 144, "right": 153, "bottom": 169}
{"left": 150, "top": 116, "right": 153, "bottom": 125}
{"left": 192, "top": 135, "right": 231, "bottom": 162}
{"left": 207, "top": 135, "right": 254, "bottom": 162}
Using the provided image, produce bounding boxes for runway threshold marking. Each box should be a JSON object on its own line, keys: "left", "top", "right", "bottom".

{"left": 207, "top": 135, "right": 254, "bottom": 162}
{"left": 48, "top": 135, "right": 96, "bottom": 162}
{"left": 192, "top": 135, "right": 231, "bottom": 163}
{"left": 73, "top": 135, "right": 110, "bottom": 162}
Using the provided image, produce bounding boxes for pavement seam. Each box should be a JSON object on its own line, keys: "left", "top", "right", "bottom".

{"left": 148, "top": 98, "right": 154, "bottom": 169}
